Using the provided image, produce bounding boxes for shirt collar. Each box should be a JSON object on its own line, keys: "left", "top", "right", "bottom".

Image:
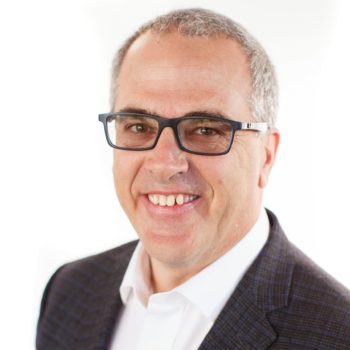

{"left": 119, "top": 242, "right": 153, "bottom": 306}
{"left": 119, "top": 209, "right": 269, "bottom": 320}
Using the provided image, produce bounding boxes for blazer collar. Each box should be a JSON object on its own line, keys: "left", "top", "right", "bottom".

{"left": 198, "top": 209, "right": 295, "bottom": 350}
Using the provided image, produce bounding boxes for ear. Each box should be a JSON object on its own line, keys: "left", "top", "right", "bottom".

{"left": 258, "top": 129, "right": 280, "bottom": 188}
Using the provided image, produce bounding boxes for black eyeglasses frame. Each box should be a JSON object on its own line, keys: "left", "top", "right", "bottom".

{"left": 98, "top": 112, "right": 269, "bottom": 156}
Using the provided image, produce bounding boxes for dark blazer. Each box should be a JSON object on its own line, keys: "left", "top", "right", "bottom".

{"left": 36, "top": 210, "right": 350, "bottom": 349}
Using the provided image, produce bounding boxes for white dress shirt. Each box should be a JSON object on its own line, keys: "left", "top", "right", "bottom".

{"left": 110, "top": 209, "right": 269, "bottom": 350}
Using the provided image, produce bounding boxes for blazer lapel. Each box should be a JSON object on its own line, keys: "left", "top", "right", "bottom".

{"left": 198, "top": 282, "right": 277, "bottom": 349}
{"left": 74, "top": 242, "right": 137, "bottom": 350}
{"left": 199, "top": 210, "right": 295, "bottom": 350}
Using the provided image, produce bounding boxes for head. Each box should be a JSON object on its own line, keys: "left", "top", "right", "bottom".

{"left": 108, "top": 8, "right": 280, "bottom": 286}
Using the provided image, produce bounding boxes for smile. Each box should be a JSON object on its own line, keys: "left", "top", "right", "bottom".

{"left": 147, "top": 194, "right": 198, "bottom": 207}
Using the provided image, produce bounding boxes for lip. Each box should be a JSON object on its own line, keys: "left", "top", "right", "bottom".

{"left": 140, "top": 193, "right": 200, "bottom": 217}
{"left": 141, "top": 190, "right": 199, "bottom": 196}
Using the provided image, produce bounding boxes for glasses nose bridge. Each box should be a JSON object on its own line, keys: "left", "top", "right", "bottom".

{"left": 156, "top": 117, "right": 181, "bottom": 148}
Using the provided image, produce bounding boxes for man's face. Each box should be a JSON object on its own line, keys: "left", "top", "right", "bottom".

{"left": 113, "top": 31, "right": 278, "bottom": 277}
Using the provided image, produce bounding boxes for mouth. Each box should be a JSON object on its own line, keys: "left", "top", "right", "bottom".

{"left": 147, "top": 193, "right": 199, "bottom": 207}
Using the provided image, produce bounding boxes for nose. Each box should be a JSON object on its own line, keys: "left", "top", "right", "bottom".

{"left": 144, "top": 127, "right": 189, "bottom": 181}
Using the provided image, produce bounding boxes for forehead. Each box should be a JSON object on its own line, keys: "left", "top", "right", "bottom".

{"left": 115, "top": 31, "right": 252, "bottom": 120}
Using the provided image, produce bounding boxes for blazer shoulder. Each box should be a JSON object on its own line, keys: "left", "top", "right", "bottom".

{"left": 43, "top": 240, "right": 138, "bottom": 293}
{"left": 37, "top": 240, "right": 137, "bottom": 330}
{"left": 57, "top": 240, "right": 138, "bottom": 277}
{"left": 272, "top": 241, "right": 350, "bottom": 347}
{"left": 289, "top": 242, "right": 350, "bottom": 307}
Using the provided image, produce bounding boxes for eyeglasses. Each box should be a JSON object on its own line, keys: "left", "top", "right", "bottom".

{"left": 98, "top": 112, "right": 269, "bottom": 156}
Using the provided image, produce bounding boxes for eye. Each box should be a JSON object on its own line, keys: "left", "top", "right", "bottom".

{"left": 195, "top": 127, "right": 219, "bottom": 136}
{"left": 128, "top": 123, "right": 149, "bottom": 133}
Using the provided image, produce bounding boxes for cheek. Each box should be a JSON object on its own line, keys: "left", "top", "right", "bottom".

{"left": 199, "top": 157, "right": 236, "bottom": 207}
{"left": 232, "top": 138, "right": 263, "bottom": 182}
{"left": 207, "top": 149, "right": 260, "bottom": 208}
{"left": 112, "top": 151, "right": 141, "bottom": 205}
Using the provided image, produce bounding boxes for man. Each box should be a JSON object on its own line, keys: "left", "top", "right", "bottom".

{"left": 36, "top": 8, "right": 350, "bottom": 350}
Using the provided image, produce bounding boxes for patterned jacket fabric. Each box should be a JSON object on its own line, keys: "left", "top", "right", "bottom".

{"left": 36, "top": 210, "right": 350, "bottom": 349}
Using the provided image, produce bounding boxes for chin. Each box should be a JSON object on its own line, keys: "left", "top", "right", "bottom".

{"left": 140, "top": 229, "right": 197, "bottom": 262}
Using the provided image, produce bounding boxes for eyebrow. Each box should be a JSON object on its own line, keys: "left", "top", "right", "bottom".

{"left": 117, "top": 106, "right": 232, "bottom": 120}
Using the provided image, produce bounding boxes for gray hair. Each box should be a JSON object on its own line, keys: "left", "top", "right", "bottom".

{"left": 110, "top": 8, "right": 278, "bottom": 126}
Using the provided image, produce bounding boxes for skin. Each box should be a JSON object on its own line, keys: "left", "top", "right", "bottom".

{"left": 113, "top": 31, "right": 279, "bottom": 292}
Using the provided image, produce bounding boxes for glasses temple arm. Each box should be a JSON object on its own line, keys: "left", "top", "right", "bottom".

{"left": 241, "top": 122, "right": 269, "bottom": 132}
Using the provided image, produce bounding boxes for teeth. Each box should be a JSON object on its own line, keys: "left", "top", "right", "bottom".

{"left": 159, "top": 195, "right": 167, "bottom": 206}
{"left": 176, "top": 194, "right": 184, "bottom": 205}
{"left": 148, "top": 193, "right": 197, "bottom": 206}
{"left": 152, "top": 195, "right": 159, "bottom": 205}
{"left": 167, "top": 195, "right": 175, "bottom": 206}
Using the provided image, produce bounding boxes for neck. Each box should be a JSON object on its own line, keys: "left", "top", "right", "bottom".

{"left": 150, "top": 258, "right": 210, "bottom": 293}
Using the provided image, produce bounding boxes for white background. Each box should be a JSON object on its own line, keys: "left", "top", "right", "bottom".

{"left": 1, "top": 0, "right": 350, "bottom": 348}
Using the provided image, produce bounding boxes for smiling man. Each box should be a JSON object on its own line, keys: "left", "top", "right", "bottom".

{"left": 37, "top": 8, "right": 350, "bottom": 350}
